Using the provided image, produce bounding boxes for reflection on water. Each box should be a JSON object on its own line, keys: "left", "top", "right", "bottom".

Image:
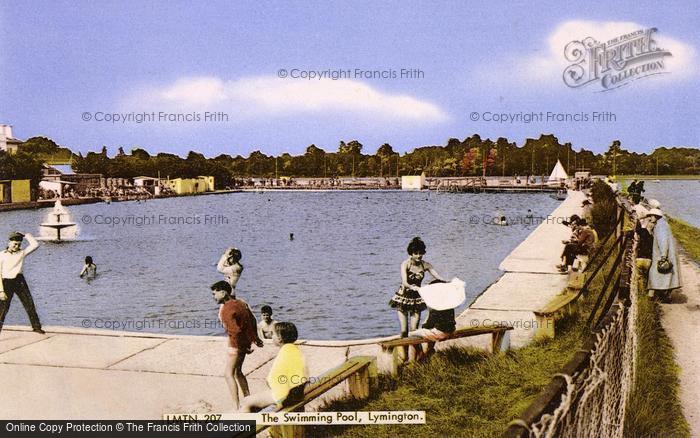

{"left": 1, "top": 191, "right": 559, "bottom": 339}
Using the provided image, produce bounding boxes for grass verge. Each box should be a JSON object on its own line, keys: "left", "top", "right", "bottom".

{"left": 624, "top": 295, "right": 691, "bottom": 437}
{"left": 310, "top": 322, "right": 586, "bottom": 438}
{"left": 668, "top": 216, "right": 700, "bottom": 262}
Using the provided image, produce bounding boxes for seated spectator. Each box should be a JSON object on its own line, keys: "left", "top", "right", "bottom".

{"left": 408, "top": 278, "right": 462, "bottom": 360}
{"left": 409, "top": 307, "right": 456, "bottom": 359}
{"left": 557, "top": 217, "right": 595, "bottom": 273}
{"left": 239, "top": 322, "right": 307, "bottom": 412}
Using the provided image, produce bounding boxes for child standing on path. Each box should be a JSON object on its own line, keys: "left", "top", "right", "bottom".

{"left": 0, "top": 231, "right": 44, "bottom": 335}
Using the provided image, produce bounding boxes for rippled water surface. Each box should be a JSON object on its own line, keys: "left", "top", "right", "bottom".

{"left": 1, "top": 191, "right": 560, "bottom": 339}
{"left": 626, "top": 179, "right": 700, "bottom": 227}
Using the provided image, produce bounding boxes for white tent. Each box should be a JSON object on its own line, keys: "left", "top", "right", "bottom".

{"left": 548, "top": 160, "right": 568, "bottom": 181}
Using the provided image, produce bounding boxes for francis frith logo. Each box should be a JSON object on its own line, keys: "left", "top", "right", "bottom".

{"left": 563, "top": 27, "right": 672, "bottom": 91}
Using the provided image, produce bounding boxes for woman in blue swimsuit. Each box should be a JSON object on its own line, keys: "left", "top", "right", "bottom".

{"left": 389, "top": 237, "right": 447, "bottom": 338}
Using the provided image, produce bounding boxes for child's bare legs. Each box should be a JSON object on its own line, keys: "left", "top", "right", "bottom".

{"left": 396, "top": 310, "right": 409, "bottom": 361}
{"left": 240, "top": 391, "right": 276, "bottom": 413}
{"left": 225, "top": 349, "right": 249, "bottom": 409}
{"left": 409, "top": 311, "right": 422, "bottom": 360}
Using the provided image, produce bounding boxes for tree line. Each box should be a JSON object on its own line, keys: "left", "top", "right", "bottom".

{"left": 1, "top": 134, "right": 698, "bottom": 189}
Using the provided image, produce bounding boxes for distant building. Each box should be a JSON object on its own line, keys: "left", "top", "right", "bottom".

{"left": 0, "top": 124, "right": 22, "bottom": 154}
{"left": 166, "top": 176, "right": 215, "bottom": 195}
{"left": 41, "top": 163, "right": 101, "bottom": 195}
{"left": 0, "top": 179, "right": 31, "bottom": 203}
{"left": 401, "top": 173, "right": 426, "bottom": 190}
{"left": 133, "top": 176, "right": 162, "bottom": 195}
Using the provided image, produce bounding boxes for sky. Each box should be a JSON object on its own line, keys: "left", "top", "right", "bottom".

{"left": 0, "top": 0, "right": 698, "bottom": 158}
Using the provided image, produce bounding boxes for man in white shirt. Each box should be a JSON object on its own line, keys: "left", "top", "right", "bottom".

{"left": 0, "top": 231, "right": 44, "bottom": 334}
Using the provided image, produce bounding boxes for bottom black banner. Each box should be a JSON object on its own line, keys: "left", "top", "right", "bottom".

{"left": 1, "top": 421, "right": 255, "bottom": 437}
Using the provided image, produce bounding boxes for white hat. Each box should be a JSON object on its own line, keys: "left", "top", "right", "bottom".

{"left": 648, "top": 199, "right": 661, "bottom": 209}
{"left": 633, "top": 205, "right": 649, "bottom": 218}
{"left": 647, "top": 208, "right": 664, "bottom": 218}
{"left": 418, "top": 278, "right": 466, "bottom": 311}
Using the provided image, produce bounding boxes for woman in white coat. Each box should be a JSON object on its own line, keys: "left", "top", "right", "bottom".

{"left": 647, "top": 209, "right": 682, "bottom": 302}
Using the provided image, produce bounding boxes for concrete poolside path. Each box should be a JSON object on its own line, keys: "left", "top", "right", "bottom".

{"left": 454, "top": 190, "right": 586, "bottom": 348}
{"left": 660, "top": 252, "right": 700, "bottom": 436}
{"left": 0, "top": 191, "right": 586, "bottom": 420}
{"left": 0, "top": 325, "right": 381, "bottom": 419}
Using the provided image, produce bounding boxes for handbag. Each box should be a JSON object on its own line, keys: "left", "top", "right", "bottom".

{"left": 657, "top": 256, "right": 673, "bottom": 274}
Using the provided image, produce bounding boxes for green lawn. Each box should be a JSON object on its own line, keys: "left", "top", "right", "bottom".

{"left": 624, "top": 295, "right": 690, "bottom": 437}
{"left": 310, "top": 326, "right": 586, "bottom": 438}
{"left": 668, "top": 217, "right": 700, "bottom": 262}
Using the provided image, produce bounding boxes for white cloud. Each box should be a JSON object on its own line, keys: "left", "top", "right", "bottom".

{"left": 474, "top": 20, "right": 697, "bottom": 88}
{"left": 125, "top": 76, "right": 448, "bottom": 123}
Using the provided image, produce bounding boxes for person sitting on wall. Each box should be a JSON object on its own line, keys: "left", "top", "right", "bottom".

{"left": 557, "top": 216, "right": 595, "bottom": 273}
{"left": 408, "top": 279, "right": 460, "bottom": 360}
{"left": 239, "top": 322, "right": 308, "bottom": 412}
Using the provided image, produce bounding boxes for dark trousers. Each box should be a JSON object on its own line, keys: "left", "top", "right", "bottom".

{"left": 562, "top": 243, "right": 583, "bottom": 266}
{"left": 0, "top": 274, "right": 42, "bottom": 332}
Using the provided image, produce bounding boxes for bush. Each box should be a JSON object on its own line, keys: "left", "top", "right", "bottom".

{"left": 590, "top": 180, "right": 618, "bottom": 237}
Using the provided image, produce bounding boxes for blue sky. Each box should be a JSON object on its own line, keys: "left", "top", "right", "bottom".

{"left": 1, "top": 0, "right": 698, "bottom": 157}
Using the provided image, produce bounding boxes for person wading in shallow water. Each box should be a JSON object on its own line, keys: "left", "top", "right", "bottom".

{"left": 389, "top": 237, "right": 447, "bottom": 342}
{"left": 218, "top": 247, "right": 243, "bottom": 290}
{"left": 0, "top": 231, "right": 45, "bottom": 335}
{"left": 79, "top": 256, "right": 97, "bottom": 280}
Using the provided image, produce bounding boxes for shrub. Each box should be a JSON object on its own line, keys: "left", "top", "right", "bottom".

{"left": 590, "top": 180, "right": 618, "bottom": 237}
